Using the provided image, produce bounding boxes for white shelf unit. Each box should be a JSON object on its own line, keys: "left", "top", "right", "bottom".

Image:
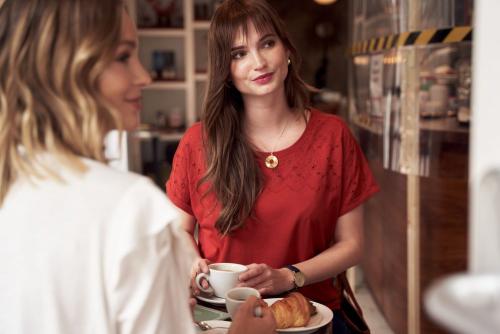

{"left": 127, "top": 0, "right": 209, "bottom": 129}
{"left": 126, "top": 0, "right": 211, "bottom": 175}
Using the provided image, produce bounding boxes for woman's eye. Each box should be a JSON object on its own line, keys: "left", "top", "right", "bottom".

{"left": 116, "top": 53, "right": 131, "bottom": 63}
{"left": 231, "top": 51, "right": 246, "bottom": 60}
{"left": 263, "top": 39, "right": 276, "bottom": 48}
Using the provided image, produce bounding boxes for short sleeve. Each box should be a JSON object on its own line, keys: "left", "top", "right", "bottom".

{"left": 105, "top": 178, "right": 197, "bottom": 334}
{"left": 338, "top": 124, "right": 379, "bottom": 217}
{"left": 166, "top": 128, "right": 195, "bottom": 215}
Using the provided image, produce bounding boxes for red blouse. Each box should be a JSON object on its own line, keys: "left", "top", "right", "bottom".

{"left": 166, "top": 109, "right": 379, "bottom": 309}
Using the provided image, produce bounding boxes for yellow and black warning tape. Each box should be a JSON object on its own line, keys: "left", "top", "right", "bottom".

{"left": 350, "top": 26, "right": 472, "bottom": 55}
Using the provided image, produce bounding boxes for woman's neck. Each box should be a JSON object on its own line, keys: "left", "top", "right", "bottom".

{"left": 243, "top": 92, "right": 293, "bottom": 133}
{"left": 242, "top": 92, "right": 307, "bottom": 153}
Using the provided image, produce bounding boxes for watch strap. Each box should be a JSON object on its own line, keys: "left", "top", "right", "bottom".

{"left": 286, "top": 264, "right": 300, "bottom": 273}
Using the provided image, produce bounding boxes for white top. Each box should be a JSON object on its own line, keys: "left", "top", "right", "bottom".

{"left": 0, "top": 156, "right": 197, "bottom": 334}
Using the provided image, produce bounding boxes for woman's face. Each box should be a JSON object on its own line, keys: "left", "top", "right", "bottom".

{"left": 98, "top": 10, "right": 151, "bottom": 131}
{"left": 229, "top": 21, "right": 289, "bottom": 100}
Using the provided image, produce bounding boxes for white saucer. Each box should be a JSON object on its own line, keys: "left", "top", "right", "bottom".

{"left": 196, "top": 293, "right": 226, "bottom": 305}
{"left": 204, "top": 320, "right": 231, "bottom": 328}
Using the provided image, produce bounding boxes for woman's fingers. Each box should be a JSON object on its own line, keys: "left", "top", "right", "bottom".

{"left": 240, "top": 265, "right": 292, "bottom": 295}
{"left": 239, "top": 263, "right": 268, "bottom": 281}
{"left": 238, "top": 275, "right": 269, "bottom": 289}
{"left": 238, "top": 264, "right": 279, "bottom": 293}
{"left": 190, "top": 258, "right": 211, "bottom": 295}
{"left": 239, "top": 295, "right": 259, "bottom": 314}
{"left": 199, "top": 258, "right": 210, "bottom": 273}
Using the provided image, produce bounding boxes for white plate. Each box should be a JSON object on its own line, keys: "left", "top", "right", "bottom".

{"left": 196, "top": 293, "right": 226, "bottom": 305}
{"left": 264, "top": 298, "right": 333, "bottom": 334}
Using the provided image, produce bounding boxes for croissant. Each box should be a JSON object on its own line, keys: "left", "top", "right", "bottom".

{"left": 269, "top": 292, "right": 317, "bottom": 329}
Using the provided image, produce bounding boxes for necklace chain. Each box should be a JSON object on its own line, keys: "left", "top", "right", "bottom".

{"left": 264, "top": 117, "right": 290, "bottom": 169}
{"left": 270, "top": 117, "right": 289, "bottom": 154}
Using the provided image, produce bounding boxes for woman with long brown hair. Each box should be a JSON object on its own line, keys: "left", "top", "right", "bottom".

{"left": 0, "top": 1, "right": 275, "bottom": 333}
{"left": 167, "top": 0, "right": 378, "bottom": 332}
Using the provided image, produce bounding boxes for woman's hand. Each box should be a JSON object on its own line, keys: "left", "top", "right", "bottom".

{"left": 189, "top": 297, "right": 197, "bottom": 318}
{"left": 237, "top": 263, "right": 294, "bottom": 296}
{"left": 190, "top": 258, "right": 211, "bottom": 296}
{"left": 228, "top": 296, "right": 276, "bottom": 334}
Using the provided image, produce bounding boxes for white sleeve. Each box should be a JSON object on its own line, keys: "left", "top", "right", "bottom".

{"left": 105, "top": 177, "right": 197, "bottom": 334}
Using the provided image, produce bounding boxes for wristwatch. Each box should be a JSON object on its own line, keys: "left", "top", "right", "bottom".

{"left": 286, "top": 265, "right": 305, "bottom": 289}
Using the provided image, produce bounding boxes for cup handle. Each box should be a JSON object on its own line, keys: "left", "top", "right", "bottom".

{"left": 195, "top": 272, "right": 214, "bottom": 294}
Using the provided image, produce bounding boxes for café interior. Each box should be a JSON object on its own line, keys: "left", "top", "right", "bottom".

{"left": 106, "top": 0, "right": 498, "bottom": 333}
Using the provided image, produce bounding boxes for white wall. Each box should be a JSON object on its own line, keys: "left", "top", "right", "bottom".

{"left": 469, "top": 0, "right": 500, "bottom": 273}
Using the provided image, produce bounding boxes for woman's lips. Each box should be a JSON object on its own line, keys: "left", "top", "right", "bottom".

{"left": 253, "top": 72, "right": 274, "bottom": 85}
{"left": 127, "top": 98, "right": 142, "bottom": 110}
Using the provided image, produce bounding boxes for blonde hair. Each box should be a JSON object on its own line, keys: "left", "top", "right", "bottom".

{"left": 0, "top": 0, "right": 123, "bottom": 205}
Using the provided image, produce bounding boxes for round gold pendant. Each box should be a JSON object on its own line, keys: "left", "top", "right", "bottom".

{"left": 265, "top": 154, "right": 279, "bottom": 169}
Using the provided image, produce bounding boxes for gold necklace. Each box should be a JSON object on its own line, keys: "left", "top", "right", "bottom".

{"left": 264, "top": 117, "right": 290, "bottom": 169}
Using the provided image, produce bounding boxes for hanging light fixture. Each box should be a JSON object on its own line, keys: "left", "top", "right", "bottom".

{"left": 314, "top": 0, "right": 337, "bottom": 5}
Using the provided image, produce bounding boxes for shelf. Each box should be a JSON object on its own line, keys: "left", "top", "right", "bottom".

{"left": 352, "top": 114, "right": 383, "bottom": 135}
{"left": 193, "top": 21, "right": 211, "bottom": 30}
{"left": 127, "top": 0, "right": 206, "bottom": 176}
{"left": 133, "top": 129, "right": 185, "bottom": 142}
{"left": 419, "top": 117, "right": 469, "bottom": 133}
{"left": 138, "top": 28, "right": 186, "bottom": 38}
{"left": 145, "top": 81, "right": 187, "bottom": 90}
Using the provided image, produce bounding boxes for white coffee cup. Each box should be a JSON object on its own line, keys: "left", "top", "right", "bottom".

{"left": 195, "top": 263, "right": 247, "bottom": 298}
{"left": 225, "top": 287, "right": 261, "bottom": 319}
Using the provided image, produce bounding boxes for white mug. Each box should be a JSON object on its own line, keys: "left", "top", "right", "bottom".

{"left": 195, "top": 263, "right": 247, "bottom": 298}
{"left": 225, "top": 287, "right": 261, "bottom": 319}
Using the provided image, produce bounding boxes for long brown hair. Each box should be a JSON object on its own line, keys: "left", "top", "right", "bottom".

{"left": 0, "top": 0, "right": 123, "bottom": 206}
{"left": 201, "top": 0, "right": 310, "bottom": 235}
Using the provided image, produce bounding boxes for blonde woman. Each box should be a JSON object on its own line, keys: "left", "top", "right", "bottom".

{"left": 0, "top": 1, "right": 275, "bottom": 333}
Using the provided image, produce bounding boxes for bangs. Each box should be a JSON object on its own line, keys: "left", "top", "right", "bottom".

{"left": 237, "top": 14, "right": 276, "bottom": 43}
{"left": 212, "top": 1, "right": 280, "bottom": 50}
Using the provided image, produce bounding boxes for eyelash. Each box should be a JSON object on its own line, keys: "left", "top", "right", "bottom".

{"left": 263, "top": 39, "right": 275, "bottom": 48}
{"left": 230, "top": 39, "right": 276, "bottom": 60}
{"left": 231, "top": 51, "right": 247, "bottom": 60}
{"left": 116, "top": 52, "right": 131, "bottom": 63}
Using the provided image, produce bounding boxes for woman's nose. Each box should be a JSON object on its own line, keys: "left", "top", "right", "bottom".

{"left": 251, "top": 51, "right": 267, "bottom": 70}
{"left": 134, "top": 59, "right": 152, "bottom": 87}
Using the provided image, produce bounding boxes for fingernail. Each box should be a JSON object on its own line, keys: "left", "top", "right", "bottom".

{"left": 254, "top": 306, "right": 262, "bottom": 317}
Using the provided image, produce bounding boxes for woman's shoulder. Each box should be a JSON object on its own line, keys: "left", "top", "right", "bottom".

{"left": 181, "top": 122, "right": 203, "bottom": 143}
{"left": 310, "top": 108, "right": 351, "bottom": 133}
{"left": 81, "top": 158, "right": 178, "bottom": 220}
{"left": 81, "top": 158, "right": 160, "bottom": 197}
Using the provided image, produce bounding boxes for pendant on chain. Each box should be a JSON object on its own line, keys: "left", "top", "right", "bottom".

{"left": 265, "top": 154, "right": 279, "bottom": 169}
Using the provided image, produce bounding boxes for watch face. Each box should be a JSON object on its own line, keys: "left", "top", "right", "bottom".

{"left": 295, "top": 272, "right": 306, "bottom": 287}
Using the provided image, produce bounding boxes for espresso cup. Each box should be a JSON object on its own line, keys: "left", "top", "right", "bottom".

{"left": 195, "top": 263, "right": 247, "bottom": 298}
{"left": 225, "top": 287, "right": 261, "bottom": 319}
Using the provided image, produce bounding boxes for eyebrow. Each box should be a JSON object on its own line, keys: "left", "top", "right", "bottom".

{"left": 118, "top": 40, "right": 137, "bottom": 48}
{"left": 231, "top": 33, "right": 276, "bottom": 52}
